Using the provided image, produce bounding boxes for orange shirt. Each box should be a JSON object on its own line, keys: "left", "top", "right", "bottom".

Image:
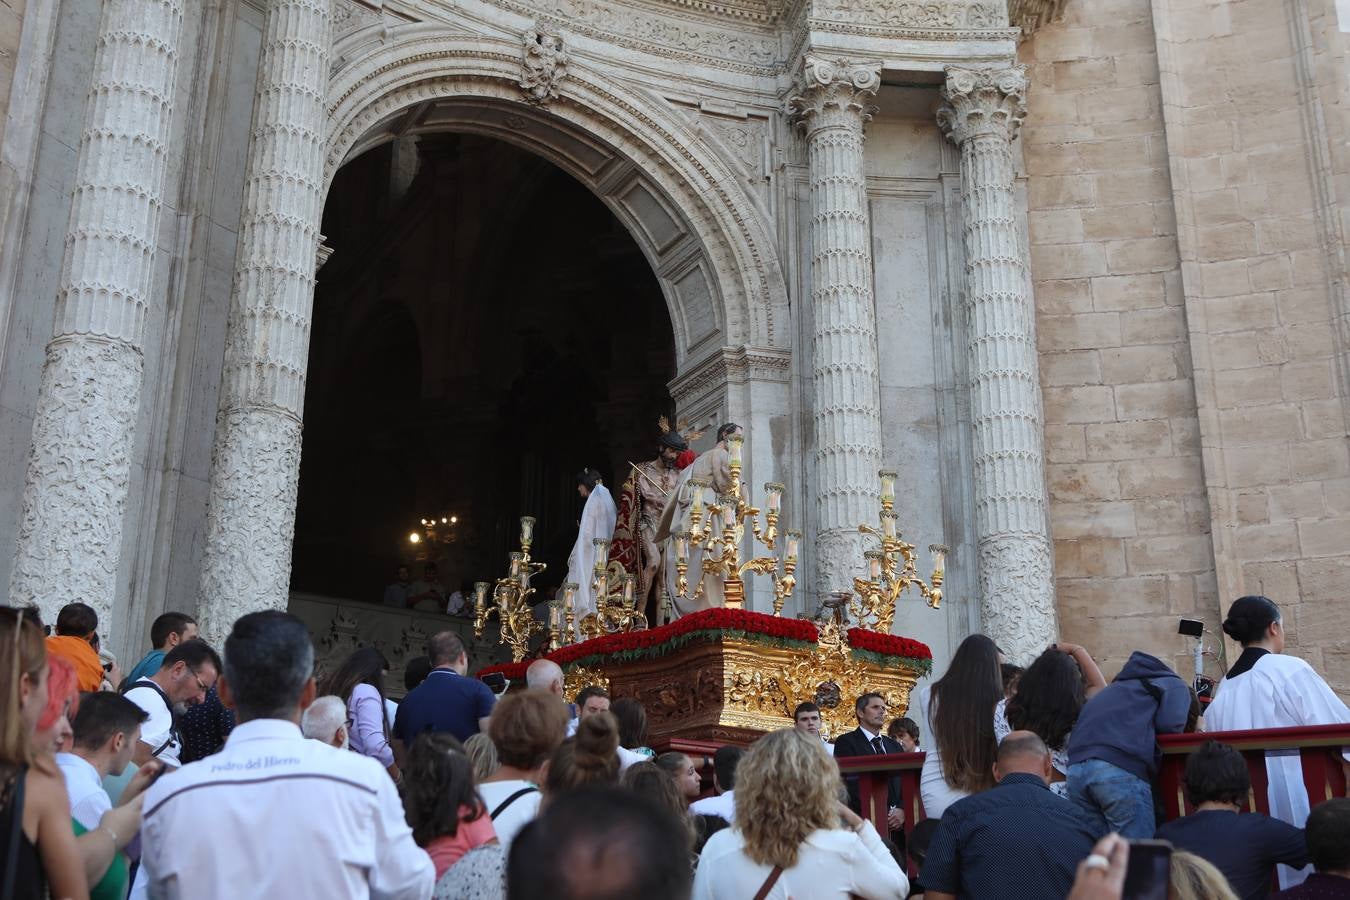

{"left": 45, "top": 635, "right": 104, "bottom": 692}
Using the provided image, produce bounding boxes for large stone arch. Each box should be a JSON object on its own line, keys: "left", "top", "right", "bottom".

{"left": 323, "top": 24, "right": 791, "bottom": 369}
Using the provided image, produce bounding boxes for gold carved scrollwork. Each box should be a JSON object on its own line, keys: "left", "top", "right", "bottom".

{"left": 562, "top": 666, "right": 611, "bottom": 699}
{"left": 774, "top": 620, "right": 913, "bottom": 740}
{"left": 719, "top": 625, "right": 917, "bottom": 740}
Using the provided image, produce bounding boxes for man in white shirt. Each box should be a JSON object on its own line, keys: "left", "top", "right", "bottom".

{"left": 57, "top": 692, "right": 160, "bottom": 830}
{"left": 138, "top": 610, "right": 433, "bottom": 900}
{"left": 689, "top": 745, "right": 743, "bottom": 822}
{"left": 123, "top": 639, "right": 222, "bottom": 768}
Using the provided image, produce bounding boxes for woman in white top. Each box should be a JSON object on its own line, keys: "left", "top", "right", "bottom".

{"left": 1206, "top": 595, "right": 1350, "bottom": 888}
{"left": 692, "top": 728, "right": 908, "bottom": 900}
{"left": 918, "top": 633, "right": 1004, "bottom": 819}
{"left": 477, "top": 688, "right": 569, "bottom": 852}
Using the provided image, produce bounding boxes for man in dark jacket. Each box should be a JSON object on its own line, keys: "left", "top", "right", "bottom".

{"left": 1066, "top": 651, "right": 1192, "bottom": 838}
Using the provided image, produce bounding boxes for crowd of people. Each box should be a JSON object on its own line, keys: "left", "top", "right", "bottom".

{"left": 1, "top": 593, "right": 1348, "bottom": 899}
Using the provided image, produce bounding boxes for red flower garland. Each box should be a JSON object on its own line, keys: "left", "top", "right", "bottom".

{"left": 476, "top": 660, "right": 530, "bottom": 680}
{"left": 473, "top": 613, "right": 933, "bottom": 680}
{"left": 846, "top": 627, "right": 933, "bottom": 660}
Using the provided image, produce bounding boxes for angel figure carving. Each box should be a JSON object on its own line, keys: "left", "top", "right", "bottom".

{"left": 520, "top": 28, "right": 567, "bottom": 105}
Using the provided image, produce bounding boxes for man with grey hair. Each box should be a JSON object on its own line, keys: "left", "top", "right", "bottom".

{"left": 527, "top": 658, "right": 577, "bottom": 734}
{"left": 300, "top": 695, "right": 349, "bottom": 749}
{"left": 137, "top": 611, "right": 432, "bottom": 899}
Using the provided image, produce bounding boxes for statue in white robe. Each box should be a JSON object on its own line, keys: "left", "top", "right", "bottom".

{"left": 565, "top": 472, "right": 617, "bottom": 639}
{"left": 1207, "top": 650, "right": 1350, "bottom": 888}
{"left": 654, "top": 424, "right": 741, "bottom": 621}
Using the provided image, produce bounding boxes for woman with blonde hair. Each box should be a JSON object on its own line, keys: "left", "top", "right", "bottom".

{"left": 0, "top": 607, "right": 87, "bottom": 900}
{"left": 463, "top": 732, "right": 499, "bottom": 782}
{"left": 692, "top": 728, "right": 908, "bottom": 899}
{"left": 1170, "top": 850, "right": 1240, "bottom": 900}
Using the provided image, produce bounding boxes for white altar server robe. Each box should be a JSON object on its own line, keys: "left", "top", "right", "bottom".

{"left": 566, "top": 483, "right": 617, "bottom": 636}
{"left": 1206, "top": 652, "right": 1350, "bottom": 888}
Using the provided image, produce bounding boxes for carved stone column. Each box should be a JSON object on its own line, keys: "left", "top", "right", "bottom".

{"left": 197, "top": 0, "right": 331, "bottom": 645}
{"left": 938, "top": 66, "right": 1057, "bottom": 660}
{"left": 8, "top": 0, "right": 185, "bottom": 626}
{"left": 788, "top": 57, "right": 885, "bottom": 598}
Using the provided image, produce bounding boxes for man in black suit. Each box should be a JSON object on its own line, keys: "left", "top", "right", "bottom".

{"left": 834, "top": 691, "right": 904, "bottom": 834}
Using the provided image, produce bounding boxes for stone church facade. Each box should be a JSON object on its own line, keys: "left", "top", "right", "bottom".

{"left": 0, "top": 0, "right": 1345, "bottom": 689}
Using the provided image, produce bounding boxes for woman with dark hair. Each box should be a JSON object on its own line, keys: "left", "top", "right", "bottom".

{"left": 1206, "top": 595, "right": 1350, "bottom": 889}
{"left": 655, "top": 751, "right": 703, "bottom": 801}
{"left": 623, "top": 761, "right": 699, "bottom": 859}
{"left": 997, "top": 643, "right": 1106, "bottom": 798}
{"left": 317, "top": 646, "right": 399, "bottom": 781}
{"left": 402, "top": 732, "right": 497, "bottom": 881}
{"left": 611, "top": 696, "right": 655, "bottom": 767}
{"left": 917, "top": 633, "right": 1003, "bottom": 818}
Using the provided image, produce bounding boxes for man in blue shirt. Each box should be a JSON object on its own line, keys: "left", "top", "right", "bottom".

{"left": 921, "top": 731, "right": 1102, "bottom": 900}
{"left": 122, "top": 612, "right": 198, "bottom": 687}
{"left": 392, "top": 631, "right": 496, "bottom": 748}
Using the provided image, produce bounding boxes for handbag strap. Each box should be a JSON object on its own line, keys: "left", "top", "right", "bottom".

{"left": 489, "top": 786, "right": 539, "bottom": 820}
{"left": 3, "top": 765, "right": 27, "bottom": 900}
{"left": 753, "top": 865, "right": 784, "bottom": 900}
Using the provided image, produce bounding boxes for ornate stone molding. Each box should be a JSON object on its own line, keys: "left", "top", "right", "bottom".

{"left": 936, "top": 64, "right": 1028, "bottom": 145}
{"left": 9, "top": 0, "right": 185, "bottom": 627}
{"left": 1006, "top": 0, "right": 1068, "bottom": 36}
{"left": 519, "top": 26, "right": 567, "bottom": 105}
{"left": 937, "top": 65, "right": 1056, "bottom": 655}
{"left": 811, "top": 0, "right": 1005, "bottom": 30}
{"left": 198, "top": 0, "right": 333, "bottom": 646}
{"left": 668, "top": 345, "right": 791, "bottom": 411}
{"left": 787, "top": 56, "right": 885, "bottom": 599}
{"left": 467, "top": 0, "right": 781, "bottom": 75}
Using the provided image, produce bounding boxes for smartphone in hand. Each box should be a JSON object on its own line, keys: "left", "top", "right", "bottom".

{"left": 1123, "top": 839, "right": 1173, "bottom": 900}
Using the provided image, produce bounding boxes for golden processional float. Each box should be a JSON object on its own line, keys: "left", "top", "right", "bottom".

{"left": 474, "top": 436, "right": 946, "bottom": 742}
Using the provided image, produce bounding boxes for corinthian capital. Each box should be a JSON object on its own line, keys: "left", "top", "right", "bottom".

{"left": 937, "top": 65, "right": 1028, "bottom": 145}
{"left": 787, "top": 56, "right": 883, "bottom": 135}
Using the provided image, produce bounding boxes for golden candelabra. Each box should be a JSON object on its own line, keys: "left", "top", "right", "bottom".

{"left": 565, "top": 539, "right": 649, "bottom": 639}
{"left": 850, "top": 469, "right": 948, "bottom": 634}
{"left": 670, "top": 433, "right": 800, "bottom": 615}
{"left": 473, "top": 516, "right": 548, "bottom": 662}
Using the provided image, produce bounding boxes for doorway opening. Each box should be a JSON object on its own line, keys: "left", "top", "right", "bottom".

{"left": 291, "top": 132, "right": 676, "bottom": 605}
